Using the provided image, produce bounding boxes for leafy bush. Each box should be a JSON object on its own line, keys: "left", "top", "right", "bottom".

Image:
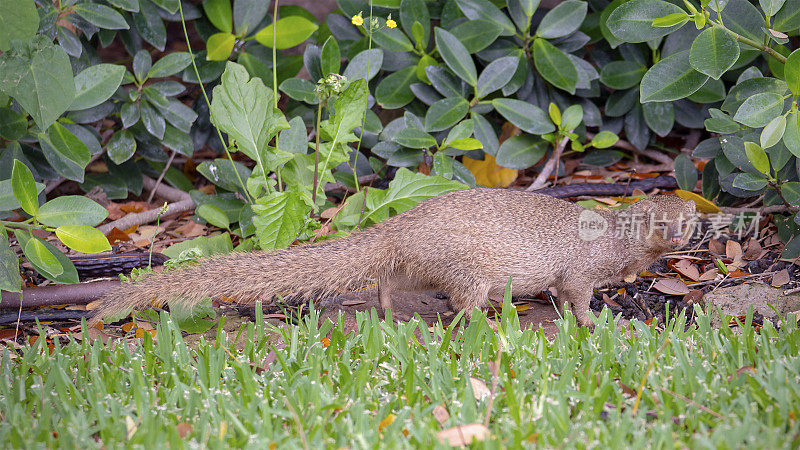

{"left": 606, "top": 0, "right": 800, "bottom": 255}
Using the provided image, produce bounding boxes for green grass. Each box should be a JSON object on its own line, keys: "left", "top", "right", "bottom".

{"left": 1, "top": 301, "right": 799, "bottom": 448}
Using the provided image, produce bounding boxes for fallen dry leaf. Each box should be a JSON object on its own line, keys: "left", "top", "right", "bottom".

{"left": 772, "top": 269, "right": 790, "bottom": 287}
{"left": 624, "top": 273, "right": 637, "bottom": 283}
{"left": 437, "top": 424, "right": 490, "bottom": 446}
{"left": 341, "top": 299, "right": 367, "bottom": 306}
{"left": 683, "top": 290, "right": 704, "bottom": 305}
{"left": 603, "top": 294, "right": 622, "bottom": 308}
{"left": 433, "top": 404, "right": 450, "bottom": 427}
{"left": 726, "top": 240, "right": 743, "bottom": 260}
{"left": 176, "top": 422, "right": 193, "bottom": 438}
{"left": 675, "top": 189, "right": 721, "bottom": 213}
{"left": 470, "top": 377, "right": 491, "bottom": 400}
{"left": 653, "top": 278, "right": 690, "bottom": 295}
{"left": 378, "top": 414, "right": 395, "bottom": 432}
{"left": 462, "top": 154, "right": 518, "bottom": 188}
{"left": 698, "top": 268, "right": 719, "bottom": 281}
{"left": 673, "top": 259, "right": 700, "bottom": 281}
{"left": 743, "top": 238, "right": 762, "bottom": 260}
{"left": 709, "top": 239, "right": 725, "bottom": 255}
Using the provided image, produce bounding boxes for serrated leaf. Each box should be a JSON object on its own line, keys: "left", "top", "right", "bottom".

{"left": 252, "top": 191, "right": 310, "bottom": 250}
{"left": 361, "top": 168, "right": 467, "bottom": 225}
{"left": 0, "top": 36, "right": 75, "bottom": 130}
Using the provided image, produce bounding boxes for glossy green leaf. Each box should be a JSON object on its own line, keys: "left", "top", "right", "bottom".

{"left": 38, "top": 123, "right": 90, "bottom": 183}
{"left": 279, "top": 78, "right": 319, "bottom": 104}
{"left": 476, "top": 56, "right": 519, "bottom": 98}
{"left": 425, "top": 97, "right": 469, "bottom": 132}
{"left": 449, "top": 19, "right": 503, "bottom": 53}
{"left": 688, "top": 27, "right": 740, "bottom": 79}
{"left": 0, "top": 179, "right": 43, "bottom": 212}
{"left": 342, "top": 49, "right": 383, "bottom": 82}
{"left": 371, "top": 27, "right": 415, "bottom": 52}
{"left": 599, "top": 61, "right": 646, "bottom": 90}
{"left": 744, "top": 141, "right": 770, "bottom": 175}
{"left": 536, "top": 0, "right": 587, "bottom": 39}
{"left": 785, "top": 49, "right": 800, "bottom": 96}
{"left": 394, "top": 128, "right": 437, "bottom": 148}
{"left": 255, "top": 16, "right": 319, "bottom": 49}
{"left": 455, "top": 0, "right": 516, "bottom": 36}
{"left": 784, "top": 111, "right": 800, "bottom": 157}
{"left": 376, "top": 66, "right": 417, "bottom": 109}
{"left": 495, "top": 135, "right": 549, "bottom": 169}
{"left": 532, "top": 38, "right": 577, "bottom": 94}
{"left": 446, "top": 138, "right": 483, "bottom": 151}
{"left": 38, "top": 196, "right": 109, "bottom": 228}
{"left": 491, "top": 98, "right": 555, "bottom": 135}
{"left": 606, "top": 0, "right": 687, "bottom": 42}
{"left": 197, "top": 204, "right": 231, "bottom": 230}
{"left": 591, "top": 130, "right": 619, "bottom": 148}
{"left": 203, "top": 0, "right": 233, "bottom": 33}
{"left": 673, "top": 154, "right": 698, "bottom": 190}
{"left": 761, "top": 115, "right": 787, "bottom": 149}
{"left": 24, "top": 237, "right": 62, "bottom": 276}
{"left": 642, "top": 102, "right": 675, "bottom": 137}
{"left": 640, "top": 50, "right": 708, "bottom": 102}
{"left": 732, "top": 172, "right": 768, "bottom": 191}
{"left": 55, "top": 224, "right": 111, "bottom": 254}
{"left": 11, "top": 160, "right": 38, "bottom": 217}
{"left": 149, "top": 52, "right": 192, "bottom": 78}
{"left": 320, "top": 37, "right": 341, "bottom": 77}
{"left": 206, "top": 32, "right": 236, "bottom": 61}
{"left": 69, "top": 64, "right": 126, "bottom": 111}
{"left": 14, "top": 230, "right": 78, "bottom": 283}
{"left": 434, "top": 27, "right": 477, "bottom": 87}
{"left": 73, "top": 3, "right": 129, "bottom": 30}
{"left": 733, "top": 92, "right": 785, "bottom": 127}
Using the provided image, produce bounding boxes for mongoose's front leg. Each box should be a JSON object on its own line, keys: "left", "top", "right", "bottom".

{"left": 555, "top": 281, "right": 595, "bottom": 328}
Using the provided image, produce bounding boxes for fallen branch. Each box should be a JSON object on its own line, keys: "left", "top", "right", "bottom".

{"left": 142, "top": 175, "right": 192, "bottom": 203}
{"left": 586, "top": 132, "right": 675, "bottom": 169}
{"left": 97, "top": 198, "right": 195, "bottom": 234}
{"left": 527, "top": 136, "right": 570, "bottom": 191}
{"left": 719, "top": 205, "right": 799, "bottom": 215}
{"left": 0, "top": 310, "right": 90, "bottom": 324}
{"left": 0, "top": 280, "right": 120, "bottom": 309}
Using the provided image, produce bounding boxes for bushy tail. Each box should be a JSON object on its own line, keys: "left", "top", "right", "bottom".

{"left": 89, "top": 230, "right": 391, "bottom": 325}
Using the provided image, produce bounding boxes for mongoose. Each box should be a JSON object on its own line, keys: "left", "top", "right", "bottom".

{"left": 89, "top": 190, "right": 695, "bottom": 327}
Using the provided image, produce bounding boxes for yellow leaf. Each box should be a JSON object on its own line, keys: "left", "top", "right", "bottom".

{"left": 378, "top": 413, "right": 395, "bottom": 432}
{"left": 462, "top": 154, "right": 518, "bottom": 187}
{"left": 675, "top": 189, "right": 720, "bottom": 213}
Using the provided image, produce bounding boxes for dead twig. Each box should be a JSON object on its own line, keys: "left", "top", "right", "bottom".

{"left": 97, "top": 198, "right": 195, "bottom": 234}
{"left": 527, "top": 136, "right": 570, "bottom": 191}
{"left": 146, "top": 150, "right": 178, "bottom": 203}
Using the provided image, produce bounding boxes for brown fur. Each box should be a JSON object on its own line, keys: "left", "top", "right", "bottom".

{"left": 89, "top": 189, "right": 695, "bottom": 327}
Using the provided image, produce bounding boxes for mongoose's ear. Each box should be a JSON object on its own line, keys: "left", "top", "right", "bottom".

{"left": 629, "top": 198, "right": 657, "bottom": 214}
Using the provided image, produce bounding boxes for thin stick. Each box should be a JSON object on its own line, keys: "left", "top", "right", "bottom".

{"left": 656, "top": 386, "right": 723, "bottom": 419}
{"left": 284, "top": 399, "right": 310, "bottom": 450}
{"left": 146, "top": 150, "right": 177, "bottom": 204}
{"left": 483, "top": 347, "right": 503, "bottom": 427}
{"left": 632, "top": 335, "right": 670, "bottom": 416}
{"left": 528, "top": 137, "right": 569, "bottom": 191}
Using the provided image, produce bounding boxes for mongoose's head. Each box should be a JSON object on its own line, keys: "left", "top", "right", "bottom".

{"left": 621, "top": 196, "right": 696, "bottom": 249}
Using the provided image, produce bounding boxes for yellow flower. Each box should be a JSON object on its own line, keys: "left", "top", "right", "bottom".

{"left": 386, "top": 16, "right": 397, "bottom": 28}
{"left": 351, "top": 13, "right": 363, "bottom": 26}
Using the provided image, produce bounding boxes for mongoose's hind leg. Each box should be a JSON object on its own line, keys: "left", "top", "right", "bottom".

{"left": 555, "top": 281, "right": 595, "bottom": 328}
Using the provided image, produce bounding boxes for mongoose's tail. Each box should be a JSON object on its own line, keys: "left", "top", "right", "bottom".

{"left": 89, "top": 230, "right": 392, "bottom": 325}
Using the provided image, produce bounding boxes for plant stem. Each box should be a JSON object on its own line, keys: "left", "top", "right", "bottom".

{"left": 707, "top": 19, "right": 787, "bottom": 63}
{"left": 349, "top": 0, "right": 375, "bottom": 194}
{"left": 312, "top": 100, "right": 323, "bottom": 205}
{"left": 178, "top": 1, "right": 252, "bottom": 203}
{"left": 273, "top": 0, "right": 283, "bottom": 193}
